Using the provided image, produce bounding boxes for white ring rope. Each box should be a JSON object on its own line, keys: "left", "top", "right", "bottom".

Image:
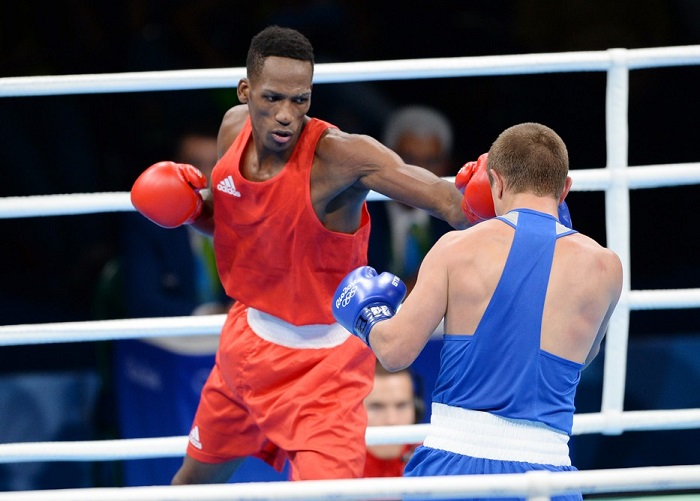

{"left": 0, "top": 465, "right": 698, "bottom": 501}
{"left": 0, "top": 425, "right": 430, "bottom": 463}
{"left": 1, "top": 45, "right": 699, "bottom": 97}
{"left": 2, "top": 45, "right": 700, "bottom": 499}
{"left": 2, "top": 284, "right": 699, "bottom": 347}
{"left": 0, "top": 316, "right": 226, "bottom": 346}
{"left": 1, "top": 162, "right": 700, "bottom": 219}
{"left": 4, "top": 409, "right": 700, "bottom": 464}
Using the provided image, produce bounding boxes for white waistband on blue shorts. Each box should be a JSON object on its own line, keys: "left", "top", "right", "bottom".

{"left": 424, "top": 402, "right": 571, "bottom": 466}
{"left": 246, "top": 307, "right": 350, "bottom": 349}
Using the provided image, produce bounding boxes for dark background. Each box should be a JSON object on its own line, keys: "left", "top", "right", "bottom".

{"left": 0, "top": 0, "right": 699, "bottom": 491}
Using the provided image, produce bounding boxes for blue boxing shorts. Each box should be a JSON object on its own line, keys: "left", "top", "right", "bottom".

{"left": 403, "top": 404, "right": 581, "bottom": 501}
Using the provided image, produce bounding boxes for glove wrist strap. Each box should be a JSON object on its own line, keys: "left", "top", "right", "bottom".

{"left": 354, "top": 303, "right": 395, "bottom": 347}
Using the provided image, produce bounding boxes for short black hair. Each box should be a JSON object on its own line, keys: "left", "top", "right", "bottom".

{"left": 246, "top": 25, "right": 314, "bottom": 80}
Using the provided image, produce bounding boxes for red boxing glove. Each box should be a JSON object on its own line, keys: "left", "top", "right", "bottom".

{"left": 130, "top": 161, "right": 208, "bottom": 228}
{"left": 454, "top": 153, "right": 495, "bottom": 224}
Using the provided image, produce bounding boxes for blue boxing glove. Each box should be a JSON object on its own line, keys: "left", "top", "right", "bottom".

{"left": 332, "top": 266, "right": 407, "bottom": 347}
{"left": 558, "top": 200, "right": 573, "bottom": 229}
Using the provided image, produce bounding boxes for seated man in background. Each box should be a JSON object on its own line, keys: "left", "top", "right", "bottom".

{"left": 363, "top": 360, "right": 424, "bottom": 477}
{"left": 116, "top": 126, "right": 233, "bottom": 486}
{"left": 367, "top": 105, "right": 455, "bottom": 292}
{"left": 121, "top": 127, "right": 230, "bottom": 318}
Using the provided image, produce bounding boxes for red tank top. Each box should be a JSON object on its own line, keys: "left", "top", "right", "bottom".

{"left": 211, "top": 117, "right": 371, "bottom": 325}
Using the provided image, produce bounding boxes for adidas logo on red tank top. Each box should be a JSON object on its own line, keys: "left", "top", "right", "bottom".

{"left": 217, "top": 175, "right": 241, "bottom": 197}
{"left": 188, "top": 426, "right": 202, "bottom": 449}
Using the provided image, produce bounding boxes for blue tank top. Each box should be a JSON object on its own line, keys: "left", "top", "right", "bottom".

{"left": 432, "top": 209, "right": 582, "bottom": 434}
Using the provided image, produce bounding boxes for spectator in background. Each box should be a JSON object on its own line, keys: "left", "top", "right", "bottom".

{"left": 121, "top": 127, "right": 230, "bottom": 318}
{"left": 368, "top": 105, "right": 455, "bottom": 292}
{"left": 363, "top": 360, "right": 423, "bottom": 478}
{"left": 114, "top": 127, "right": 232, "bottom": 487}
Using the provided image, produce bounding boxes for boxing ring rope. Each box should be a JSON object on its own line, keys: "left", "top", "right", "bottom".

{"left": 2, "top": 45, "right": 700, "bottom": 499}
{"left": 0, "top": 466, "right": 700, "bottom": 501}
{"left": 3, "top": 407, "right": 700, "bottom": 464}
{"left": 1, "top": 161, "right": 700, "bottom": 219}
{"left": 2, "top": 45, "right": 699, "bottom": 96}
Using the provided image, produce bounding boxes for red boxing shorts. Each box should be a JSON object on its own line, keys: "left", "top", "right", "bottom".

{"left": 186, "top": 302, "right": 375, "bottom": 480}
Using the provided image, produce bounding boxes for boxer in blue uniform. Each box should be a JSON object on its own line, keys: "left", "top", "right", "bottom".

{"left": 333, "top": 122, "right": 623, "bottom": 500}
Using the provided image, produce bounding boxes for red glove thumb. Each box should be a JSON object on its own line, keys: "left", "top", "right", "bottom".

{"left": 460, "top": 153, "right": 495, "bottom": 224}
{"left": 455, "top": 160, "right": 477, "bottom": 194}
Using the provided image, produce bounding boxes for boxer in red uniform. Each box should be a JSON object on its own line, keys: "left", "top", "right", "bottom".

{"left": 131, "top": 26, "right": 470, "bottom": 483}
